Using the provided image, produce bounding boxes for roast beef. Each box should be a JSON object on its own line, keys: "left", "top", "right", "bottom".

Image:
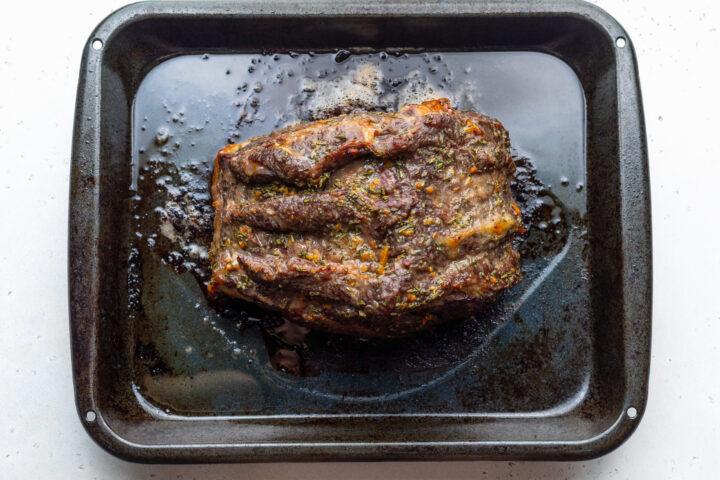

{"left": 209, "top": 98, "right": 522, "bottom": 338}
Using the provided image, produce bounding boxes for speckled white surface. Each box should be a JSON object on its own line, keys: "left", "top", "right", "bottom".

{"left": 1, "top": 0, "right": 719, "bottom": 478}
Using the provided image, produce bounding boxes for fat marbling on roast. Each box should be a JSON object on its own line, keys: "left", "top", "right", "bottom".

{"left": 208, "top": 99, "right": 523, "bottom": 338}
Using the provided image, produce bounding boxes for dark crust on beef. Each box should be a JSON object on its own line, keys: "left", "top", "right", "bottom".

{"left": 209, "top": 98, "right": 522, "bottom": 338}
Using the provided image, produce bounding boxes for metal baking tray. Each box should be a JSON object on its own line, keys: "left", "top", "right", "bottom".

{"left": 69, "top": 0, "right": 651, "bottom": 462}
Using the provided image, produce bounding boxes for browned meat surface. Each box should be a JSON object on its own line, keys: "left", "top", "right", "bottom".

{"left": 209, "top": 98, "right": 522, "bottom": 338}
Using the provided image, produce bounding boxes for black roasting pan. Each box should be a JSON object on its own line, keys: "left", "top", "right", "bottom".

{"left": 69, "top": 0, "right": 651, "bottom": 462}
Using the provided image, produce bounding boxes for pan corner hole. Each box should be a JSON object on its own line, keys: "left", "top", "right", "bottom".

{"left": 626, "top": 406, "right": 637, "bottom": 419}
{"left": 85, "top": 410, "right": 97, "bottom": 422}
{"left": 615, "top": 37, "right": 626, "bottom": 48}
{"left": 91, "top": 39, "right": 103, "bottom": 51}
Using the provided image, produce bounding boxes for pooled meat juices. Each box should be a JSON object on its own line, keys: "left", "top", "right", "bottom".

{"left": 131, "top": 51, "right": 580, "bottom": 383}
{"left": 209, "top": 99, "right": 523, "bottom": 338}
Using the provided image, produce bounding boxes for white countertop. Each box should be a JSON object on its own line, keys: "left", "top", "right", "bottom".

{"left": 1, "top": 0, "right": 718, "bottom": 478}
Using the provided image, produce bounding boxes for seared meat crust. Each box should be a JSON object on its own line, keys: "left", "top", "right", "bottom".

{"left": 209, "top": 99, "right": 522, "bottom": 338}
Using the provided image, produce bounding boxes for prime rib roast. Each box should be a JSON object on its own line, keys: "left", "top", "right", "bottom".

{"left": 208, "top": 98, "right": 522, "bottom": 338}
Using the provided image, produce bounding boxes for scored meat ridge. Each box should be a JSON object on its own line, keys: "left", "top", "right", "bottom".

{"left": 209, "top": 98, "right": 522, "bottom": 338}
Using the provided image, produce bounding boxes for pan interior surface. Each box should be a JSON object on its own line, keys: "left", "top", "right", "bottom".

{"left": 129, "top": 51, "right": 587, "bottom": 415}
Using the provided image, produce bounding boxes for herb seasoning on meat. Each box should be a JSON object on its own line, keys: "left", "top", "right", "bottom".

{"left": 209, "top": 99, "right": 522, "bottom": 337}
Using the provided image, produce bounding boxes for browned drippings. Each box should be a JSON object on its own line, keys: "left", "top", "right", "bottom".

{"left": 129, "top": 50, "right": 584, "bottom": 379}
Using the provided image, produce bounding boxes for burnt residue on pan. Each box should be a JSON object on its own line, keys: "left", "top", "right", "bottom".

{"left": 128, "top": 51, "right": 588, "bottom": 413}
